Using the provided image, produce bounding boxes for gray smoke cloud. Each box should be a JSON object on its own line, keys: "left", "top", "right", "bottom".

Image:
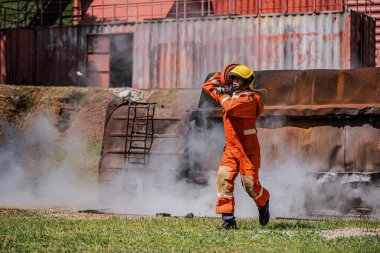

{"left": 97, "top": 116, "right": 319, "bottom": 218}
{"left": 98, "top": 117, "right": 380, "bottom": 218}
{"left": 0, "top": 112, "right": 98, "bottom": 208}
{"left": 1, "top": 102, "right": 379, "bottom": 219}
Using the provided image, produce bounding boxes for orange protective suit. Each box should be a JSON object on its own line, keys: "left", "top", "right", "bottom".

{"left": 203, "top": 72, "right": 270, "bottom": 214}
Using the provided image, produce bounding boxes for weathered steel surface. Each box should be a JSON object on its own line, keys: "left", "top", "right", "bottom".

{"left": 347, "top": 0, "right": 380, "bottom": 66}
{"left": 133, "top": 11, "right": 374, "bottom": 89}
{"left": 78, "top": 0, "right": 346, "bottom": 22}
{"left": 211, "top": 0, "right": 345, "bottom": 15}
{"left": 256, "top": 68, "right": 380, "bottom": 106}
{"left": 80, "top": 0, "right": 175, "bottom": 22}
{"left": 99, "top": 68, "right": 380, "bottom": 188}
{"left": 259, "top": 126, "right": 345, "bottom": 172}
{"left": 0, "top": 11, "right": 375, "bottom": 88}
{"left": 34, "top": 25, "right": 135, "bottom": 86}
{"left": 99, "top": 97, "right": 190, "bottom": 185}
{"left": 5, "top": 29, "right": 35, "bottom": 85}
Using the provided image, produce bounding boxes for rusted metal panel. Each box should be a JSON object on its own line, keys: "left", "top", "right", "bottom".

{"left": 33, "top": 24, "right": 136, "bottom": 86}
{"left": 255, "top": 68, "right": 380, "bottom": 106}
{"left": 85, "top": 0, "right": 175, "bottom": 22}
{"left": 133, "top": 12, "right": 374, "bottom": 89}
{"left": 345, "top": 125, "right": 380, "bottom": 173}
{"left": 225, "top": 124, "right": 373, "bottom": 171}
{"left": 259, "top": 126, "right": 345, "bottom": 172}
{"left": 6, "top": 29, "right": 34, "bottom": 85}
{"left": 1, "top": 11, "right": 375, "bottom": 88}
{"left": 212, "top": 0, "right": 345, "bottom": 15}
{"left": 191, "top": 68, "right": 380, "bottom": 173}
{"left": 350, "top": 11, "right": 376, "bottom": 67}
{"left": 35, "top": 26, "right": 79, "bottom": 86}
{"left": 73, "top": 0, "right": 380, "bottom": 67}
{"left": 88, "top": 55, "right": 110, "bottom": 72}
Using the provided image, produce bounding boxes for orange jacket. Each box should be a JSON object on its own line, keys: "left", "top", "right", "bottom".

{"left": 202, "top": 72, "right": 263, "bottom": 165}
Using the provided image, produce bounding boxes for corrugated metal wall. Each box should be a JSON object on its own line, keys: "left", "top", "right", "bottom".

{"left": 5, "top": 29, "right": 35, "bottom": 85}
{"left": 211, "top": 0, "right": 345, "bottom": 15}
{"left": 34, "top": 24, "right": 135, "bottom": 86}
{"left": 35, "top": 27, "right": 78, "bottom": 85}
{"left": 0, "top": 11, "right": 375, "bottom": 87}
{"left": 78, "top": 0, "right": 346, "bottom": 22}
{"left": 0, "top": 32, "right": 6, "bottom": 84}
{"left": 133, "top": 11, "right": 374, "bottom": 89}
{"left": 347, "top": 0, "right": 380, "bottom": 67}
{"left": 80, "top": 0, "right": 175, "bottom": 22}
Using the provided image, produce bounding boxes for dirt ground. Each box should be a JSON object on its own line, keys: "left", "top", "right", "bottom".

{"left": 0, "top": 85, "right": 201, "bottom": 178}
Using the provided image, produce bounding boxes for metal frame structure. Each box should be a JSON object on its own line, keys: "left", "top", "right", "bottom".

{"left": 123, "top": 101, "right": 156, "bottom": 166}
{"left": 0, "top": 0, "right": 376, "bottom": 28}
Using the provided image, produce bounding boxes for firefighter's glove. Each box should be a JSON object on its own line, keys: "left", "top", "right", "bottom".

{"left": 215, "top": 86, "right": 232, "bottom": 95}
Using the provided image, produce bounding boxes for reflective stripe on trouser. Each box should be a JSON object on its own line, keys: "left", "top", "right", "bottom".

{"left": 215, "top": 148, "right": 270, "bottom": 214}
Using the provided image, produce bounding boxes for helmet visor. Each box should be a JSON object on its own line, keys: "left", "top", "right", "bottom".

{"left": 227, "top": 72, "right": 242, "bottom": 80}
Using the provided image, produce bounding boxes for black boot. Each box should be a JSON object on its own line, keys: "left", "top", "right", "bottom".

{"left": 258, "top": 200, "right": 270, "bottom": 226}
{"left": 218, "top": 213, "right": 237, "bottom": 229}
{"left": 218, "top": 219, "right": 237, "bottom": 230}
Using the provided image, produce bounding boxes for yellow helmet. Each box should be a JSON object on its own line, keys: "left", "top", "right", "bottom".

{"left": 228, "top": 64, "right": 256, "bottom": 90}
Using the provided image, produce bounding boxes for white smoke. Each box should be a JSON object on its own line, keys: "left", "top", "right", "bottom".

{"left": 0, "top": 112, "right": 99, "bottom": 208}
{"left": 1, "top": 102, "right": 378, "bottom": 220}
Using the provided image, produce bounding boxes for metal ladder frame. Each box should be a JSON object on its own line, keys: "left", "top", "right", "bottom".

{"left": 124, "top": 101, "right": 156, "bottom": 166}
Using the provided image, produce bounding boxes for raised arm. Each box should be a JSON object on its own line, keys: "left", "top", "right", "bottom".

{"left": 202, "top": 72, "right": 231, "bottom": 107}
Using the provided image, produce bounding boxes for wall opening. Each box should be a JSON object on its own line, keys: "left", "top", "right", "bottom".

{"left": 110, "top": 33, "right": 133, "bottom": 88}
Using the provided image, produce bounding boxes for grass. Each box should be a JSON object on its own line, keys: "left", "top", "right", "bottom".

{"left": 6, "top": 88, "right": 37, "bottom": 113}
{"left": 0, "top": 209, "right": 379, "bottom": 252}
{"left": 40, "top": 86, "right": 88, "bottom": 105}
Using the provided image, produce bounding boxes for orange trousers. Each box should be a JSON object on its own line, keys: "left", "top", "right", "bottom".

{"left": 215, "top": 145, "right": 270, "bottom": 214}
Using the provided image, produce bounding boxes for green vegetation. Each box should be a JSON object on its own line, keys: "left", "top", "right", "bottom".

{"left": 7, "top": 88, "right": 37, "bottom": 113}
{"left": 0, "top": 0, "right": 75, "bottom": 28}
{"left": 0, "top": 208, "right": 379, "bottom": 252}
{"left": 41, "top": 86, "right": 88, "bottom": 105}
{"left": 86, "top": 142, "right": 102, "bottom": 155}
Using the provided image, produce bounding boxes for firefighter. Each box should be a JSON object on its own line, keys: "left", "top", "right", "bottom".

{"left": 202, "top": 64, "right": 270, "bottom": 229}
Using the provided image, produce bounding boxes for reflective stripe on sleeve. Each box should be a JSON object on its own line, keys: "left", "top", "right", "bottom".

{"left": 217, "top": 192, "right": 234, "bottom": 198}
{"left": 221, "top": 96, "right": 230, "bottom": 105}
{"left": 243, "top": 129, "right": 257, "bottom": 135}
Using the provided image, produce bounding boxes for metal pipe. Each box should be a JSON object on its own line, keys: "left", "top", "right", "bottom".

{"left": 102, "top": 0, "right": 104, "bottom": 22}
{"left": 125, "top": 0, "right": 128, "bottom": 21}
{"left": 285, "top": 0, "right": 288, "bottom": 14}
{"left": 255, "top": 0, "right": 259, "bottom": 16}
{"left": 175, "top": 0, "right": 178, "bottom": 18}
{"left": 201, "top": 0, "right": 204, "bottom": 17}
{"left": 184, "top": 0, "right": 186, "bottom": 19}
{"left": 259, "top": 0, "right": 262, "bottom": 15}
{"left": 369, "top": 0, "right": 372, "bottom": 16}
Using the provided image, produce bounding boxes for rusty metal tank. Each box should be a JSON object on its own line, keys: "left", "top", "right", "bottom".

{"left": 99, "top": 67, "right": 380, "bottom": 215}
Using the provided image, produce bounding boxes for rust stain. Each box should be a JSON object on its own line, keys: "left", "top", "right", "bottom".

{"left": 336, "top": 72, "right": 344, "bottom": 103}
